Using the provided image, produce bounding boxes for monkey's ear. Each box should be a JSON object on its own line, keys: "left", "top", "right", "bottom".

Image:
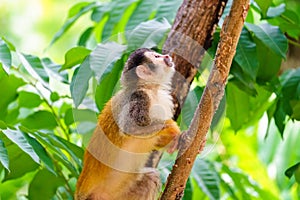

{"left": 136, "top": 65, "right": 152, "bottom": 80}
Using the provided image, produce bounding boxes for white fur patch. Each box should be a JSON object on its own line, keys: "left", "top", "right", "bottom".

{"left": 149, "top": 88, "right": 174, "bottom": 121}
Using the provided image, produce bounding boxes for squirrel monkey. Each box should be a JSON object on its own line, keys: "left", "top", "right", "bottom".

{"left": 75, "top": 48, "right": 181, "bottom": 200}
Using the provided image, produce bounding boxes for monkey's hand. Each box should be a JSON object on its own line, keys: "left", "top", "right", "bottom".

{"left": 155, "top": 119, "right": 181, "bottom": 150}
{"left": 166, "top": 131, "right": 207, "bottom": 154}
{"left": 177, "top": 131, "right": 207, "bottom": 154}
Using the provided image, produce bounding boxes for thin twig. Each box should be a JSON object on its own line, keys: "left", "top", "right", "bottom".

{"left": 29, "top": 82, "right": 70, "bottom": 140}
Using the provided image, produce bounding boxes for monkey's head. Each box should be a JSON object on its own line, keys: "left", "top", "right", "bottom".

{"left": 121, "top": 48, "right": 175, "bottom": 87}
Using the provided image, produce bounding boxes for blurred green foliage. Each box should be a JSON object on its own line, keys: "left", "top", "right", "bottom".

{"left": 0, "top": 0, "right": 300, "bottom": 199}
{"left": 0, "top": 0, "right": 90, "bottom": 62}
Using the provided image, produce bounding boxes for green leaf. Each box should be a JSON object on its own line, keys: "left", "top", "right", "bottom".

{"left": 274, "top": 99, "right": 286, "bottom": 137}
{"left": 183, "top": 178, "right": 193, "bottom": 200}
{"left": 0, "top": 120, "right": 7, "bottom": 129}
{"left": 226, "top": 82, "right": 250, "bottom": 131}
{"left": 127, "top": 19, "right": 171, "bottom": 51}
{"left": 245, "top": 23, "right": 288, "bottom": 59}
{"left": 61, "top": 46, "right": 91, "bottom": 71}
{"left": 28, "top": 169, "right": 64, "bottom": 200}
{"left": 4, "top": 107, "right": 20, "bottom": 125}
{"left": 18, "top": 91, "right": 42, "bottom": 108}
{"left": 70, "top": 57, "right": 93, "bottom": 107}
{"left": 0, "top": 63, "right": 8, "bottom": 79}
{"left": 265, "top": 98, "right": 277, "bottom": 139}
{"left": 23, "top": 132, "right": 55, "bottom": 174}
{"left": 280, "top": 68, "right": 300, "bottom": 93}
{"left": 1, "top": 36, "right": 16, "bottom": 51}
{"left": 3, "top": 142, "right": 39, "bottom": 181}
{"left": 0, "top": 38, "right": 12, "bottom": 71}
{"left": 46, "top": 134, "right": 82, "bottom": 169}
{"left": 52, "top": 153, "right": 78, "bottom": 176}
{"left": 42, "top": 58, "right": 69, "bottom": 84}
{"left": 91, "top": 3, "right": 113, "bottom": 22}
{"left": 68, "top": 2, "right": 91, "bottom": 18}
{"left": 285, "top": 162, "right": 300, "bottom": 179}
{"left": 255, "top": 38, "right": 282, "bottom": 82}
{"left": 56, "top": 136, "right": 84, "bottom": 160}
{"left": 23, "top": 128, "right": 79, "bottom": 176}
{"left": 101, "top": 0, "right": 137, "bottom": 40}
{"left": 280, "top": 68, "right": 300, "bottom": 120}
{"left": 181, "top": 86, "right": 203, "bottom": 129}
{"left": 226, "top": 82, "right": 272, "bottom": 131}
{"left": 283, "top": 8, "right": 300, "bottom": 25}
{"left": 221, "top": 164, "right": 276, "bottom": 199}
{"left": 290, "top": 101, "right": 300, "bottom": 120}
{"left": 230, "top": 62, "right": 257, "bottom": 96}
{"left": 64, "top": 108, "right": 74, "bottom": 126}
{"left": 95, "top": 60, "right": 123, "bottom": 111}
{"left": 19, "top": 53, "right": 49, "bottom": 86}
{"left": 0, "top": 138, "right": 9, "bottom": 171}
{"left": 50, "top": 92, "right": 60, "bottom": 102}
{"left": 78, "top": 27, "right": 94, "bottom": 46}
{"left": 21, "top": 111, "right": 58, "bottom": 130}
{"left": 155, "top": 0, "right": 182, "bottom": 22}
{"left": 70, "top": 108, "right": 98, "bottom": 123}
{"left": 90, "top": 42, "right": 127, "bottom": 79}
{"left": 49, "top": 2, "right": 97, "bottom": 46}
{"left": 269, "top": 9, "right": 300, "bottom": 39}
{"left": 254, "top": 0, "right": 272, "bottom": 17}
{"left": 267, "top": 3, "right": 285, "bottom": 18}
{"left": 234, "top": 28, "right": 259, "bottom": 81}
{"left": 191, "top": 159, "right": 220, "bottom": 200}
{"left": 0, "top": 75, "right": 25, "bottom": 119}
{"left": 126, "top": 0, "right": 158, "bottom": 31}
{"left": 0, "top": 170, "right": 36, "bottom": 199}
{"left": 2, "top": 129, "right": 40, "bottom": 163}
{"left": 219, "top": 177, "right": 239, "bottom": 200}
{"left": 296, "top": 169, "right": 300, "bottom": 184}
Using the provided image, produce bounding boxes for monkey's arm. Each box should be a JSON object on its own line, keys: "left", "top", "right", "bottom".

{"left": 155, "top": 119, "right": 181, "bottom": 149}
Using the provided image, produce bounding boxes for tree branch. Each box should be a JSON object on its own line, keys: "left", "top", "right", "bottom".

{"left": 160, "top": 0, "right": 250, "bottom": 199}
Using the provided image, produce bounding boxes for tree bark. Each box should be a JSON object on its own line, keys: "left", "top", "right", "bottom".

{"left": 163, "top": 0, "right": 228, "bottom": 119}
{"left": 147, "top": 0, "right": 228, "bottom": 169}
{"left": 160, "top": 0, "right": 250, "bottom": 199}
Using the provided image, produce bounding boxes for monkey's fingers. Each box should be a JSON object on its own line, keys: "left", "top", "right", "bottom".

{"left": 155, "top": 128, "right": 180, "bottom": 149}
{"left": 166, "top": 134, "right": 181, "bottom": 154}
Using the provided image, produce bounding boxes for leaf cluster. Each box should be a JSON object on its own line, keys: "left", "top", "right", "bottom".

{"left": 0, "top": 0, "right": 300, "bottom": 199}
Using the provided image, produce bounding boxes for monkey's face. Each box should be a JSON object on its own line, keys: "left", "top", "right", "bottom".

{"left": 136, "top": 51, "right": 175, "bottom": 85}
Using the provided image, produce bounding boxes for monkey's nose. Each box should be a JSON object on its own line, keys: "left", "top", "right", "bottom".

{"left": 164, "top": 56, "right": 173, "bottom": 67}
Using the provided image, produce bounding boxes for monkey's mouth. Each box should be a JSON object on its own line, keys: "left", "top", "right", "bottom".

{"left": 164, "top": 57, "right": 174, "bottom": 68}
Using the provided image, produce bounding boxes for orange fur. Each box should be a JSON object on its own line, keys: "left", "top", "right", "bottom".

{"left": 75, "top": 99, "right": 180, "bottom": 200}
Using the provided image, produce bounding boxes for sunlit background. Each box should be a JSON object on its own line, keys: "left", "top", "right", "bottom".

{"left": 0, "top": 0, "right": 91, "bottom": 62}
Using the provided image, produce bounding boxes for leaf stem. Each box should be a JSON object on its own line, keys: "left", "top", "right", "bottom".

{"left": 49, "top": 152, "right": 74, "bottom": 196}
{"left": 288, "top": 39, "right": 300, "bottom": 48}
{"left": 11, "top": 66, "right": 70, "bottom": 140}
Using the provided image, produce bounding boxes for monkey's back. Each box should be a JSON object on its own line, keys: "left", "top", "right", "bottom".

{"left": 75, "top": 97, "right": 160, "bottom": 200}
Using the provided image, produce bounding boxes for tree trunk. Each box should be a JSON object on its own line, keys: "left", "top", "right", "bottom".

{"left": 164, "top": 0, "right": 228, "bottom": 119}
{"left": 160, "top": 0, "right": 250, "bottom": 199}
{"left": 146, "top": 0, "right": 228, "bottom": 169}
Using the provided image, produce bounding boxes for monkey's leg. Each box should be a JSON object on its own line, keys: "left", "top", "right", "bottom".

{"left": 120, "top": 170, "right": 161, "bottom": 200}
